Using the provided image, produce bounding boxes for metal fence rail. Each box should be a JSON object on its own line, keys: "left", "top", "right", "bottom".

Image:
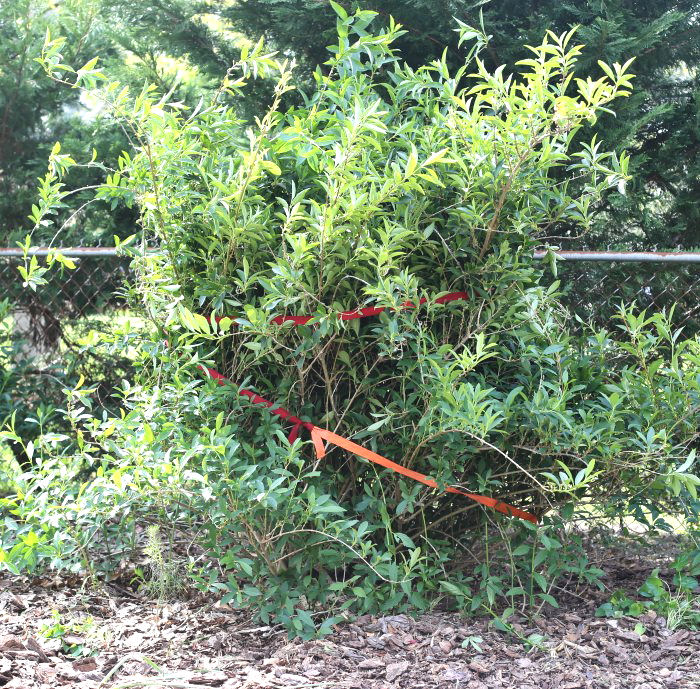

{"left": 532, "top": 250, "right": 700, "bottom": 264}
{"left": 2, "top": 247, "right": 699, "bottom": 261}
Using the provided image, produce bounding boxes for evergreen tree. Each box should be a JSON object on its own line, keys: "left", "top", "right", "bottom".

{"left": 0, "top": 0, "right": 114, "bottom": 242}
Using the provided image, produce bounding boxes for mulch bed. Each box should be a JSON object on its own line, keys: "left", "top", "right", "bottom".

{"left": 1, "top": 537, "right": 698, "bottom": 689}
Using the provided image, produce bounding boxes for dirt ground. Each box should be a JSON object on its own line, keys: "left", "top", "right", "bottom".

{"left": 1, "top": 538, "right": 699, "bottom": 689}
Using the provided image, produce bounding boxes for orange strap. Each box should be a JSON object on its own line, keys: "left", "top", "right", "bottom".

{"left": 311, "top": 427, "right": 537, "bottom": 523}
{"left": 202, "top": 366, "right": 537, "bottom": 524}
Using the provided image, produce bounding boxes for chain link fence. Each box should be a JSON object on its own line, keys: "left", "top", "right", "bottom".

{"left": 2, "top": 248, "right": 699, "bottom": 348}
{"left": 0, "top": 248, "right": 142, "bottom": 466}
{"left": 1, "top": 247, "right": 697, "bottom": 468}
{"left": 0, "top": 249, "right": 135, "bottom": 352}
{"left": 535, "top": 252, "right": 700, "bottom": 337}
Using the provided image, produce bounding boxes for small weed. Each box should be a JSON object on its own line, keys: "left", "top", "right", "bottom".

{"left": 524, "top": 633, "right": 547, "bottom": 650}
{"left": 596, "top": 567, "right": 700, "bottom": 630}
{"left": 39, "top": 610, "right": 100, "bottom": 657}
{"left": 460, "top": 635, "right": 483, "bottom": 652}
{"left": 139, "top": 525, "right": 184, "bottom": 601}
{"left": 665, "top": 592, "right": 698, "bottom": 630}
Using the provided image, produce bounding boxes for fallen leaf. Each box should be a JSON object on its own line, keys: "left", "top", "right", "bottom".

{"left": 280, "top": 673, "right": 308, "bottom": 683}
{"left": 25, "top": 637, "right": 49, "bottom": 662}
{"left": 242, "top": 667, "right": 266, "bottom": 688}
{"left": 191, "top": 669, "right": 228, "bottom": 685}
{"left": 0, "top": 635, "right": 24, "bottom": 652}
{"left": 469, "top": 660, "right": 490, "bottom": 674}
{"left": 441, "top": 667, "right": 471, "bottom": 681}
{"left": 7, "top": 594, "right": 26, "bottom": 611}
{"left": 438, "top": 639, "right": 453, "bottom": 654}
{"left": 72, "top": 656, "right": 98, "bottom": 672}
{"left": 615, "top": 630, "right": 645, "bottom": 643}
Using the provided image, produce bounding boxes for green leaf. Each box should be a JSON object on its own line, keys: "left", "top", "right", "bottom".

{"left": 79, "top": 56, "right": 99, "bottom": 72}
{"left": 532, "top": 571, "right": 548, "bottom": 592}
{"left": 23, "top": 531, "right": 39, "bottom": 547}
{"left": 295, "top": 608, "right": 315, "bottom": 630}
{"left": 405, "top": 145, "right": 418, "bottom": 176}
{"left": 143, "top": 424, "right": 154, "bottom": 443}
{"left": 329, "top": 0, "right": 348, "bottom": 20}
{"left": 537, "top": 593, "right": 559, "bottom": 608}
{"left": 262, "top": 160, "right": 281, "bottom": 175}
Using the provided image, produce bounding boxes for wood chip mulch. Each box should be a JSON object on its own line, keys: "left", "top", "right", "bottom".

{"left": 1, "top": 543, "right": 699, "bottom": 689}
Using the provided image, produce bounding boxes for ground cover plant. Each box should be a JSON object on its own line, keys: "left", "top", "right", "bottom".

{"left": 1, "top": 6, "right": 699, "bottom": 637}
{"left": 2, "top": 534, "right": 699, "bottom": 689}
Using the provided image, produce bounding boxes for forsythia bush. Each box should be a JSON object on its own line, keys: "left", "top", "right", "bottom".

{"left": 2, "top": 7, "right": 698, "bottom": 636}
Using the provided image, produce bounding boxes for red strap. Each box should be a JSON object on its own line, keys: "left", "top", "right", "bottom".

{"left": 218, "top": 291, "right": 472, "bottom": 327}
{"left": 202, "top": 365, "right": 314, "bottom": 434}
{"left": 198, "top": 289, "right": 536, "bottom": 523}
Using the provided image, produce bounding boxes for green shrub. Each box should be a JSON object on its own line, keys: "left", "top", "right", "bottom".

{"left": 2, "top": 7, "right": 699, "bottom": 637}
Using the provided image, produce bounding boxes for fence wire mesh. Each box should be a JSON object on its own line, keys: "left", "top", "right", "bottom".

{"left": 2, "top": 249, "right": 699, "bottom": 346}
{"left": 1, "top": 250, "right": 144, "bottom": 466}
{"left": 553, "top": 261, "right": 700, "bottom": 336}
{"left": 0, "top": 248, "right": 697, "bottom": 466}
{"left": 0, "top": 248, "right": 700, "bottom": 352}
{"left": 1, "top": 253, "right": 135, "bottom": 350}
